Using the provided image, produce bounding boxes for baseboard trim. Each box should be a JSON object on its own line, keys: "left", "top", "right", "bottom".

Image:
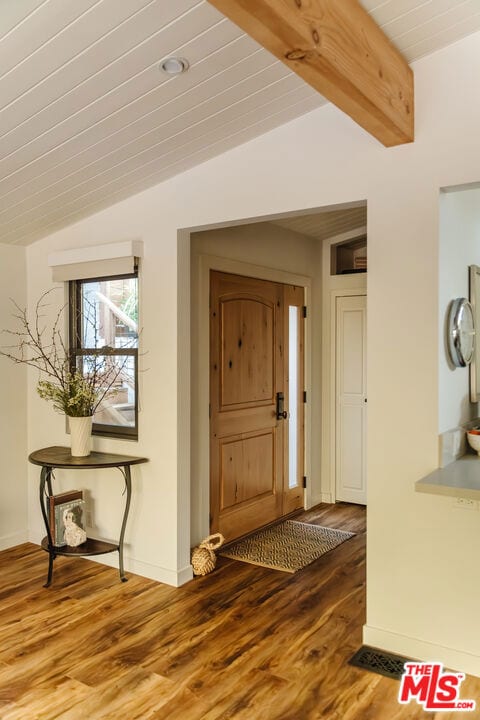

{"left": 320, "top": 492, "right": 335, "bottom": 504}
{"left": 363, "top": 625, "right": 480, "bottom": 678}
{"left": 310, "top": 493, "right": 335, "bottom": 506}
{"left": 81, "top": 552, "right": 194, "bottom": 587}
{"left": 0, "top": 530, "right": 28, "bottom": 551}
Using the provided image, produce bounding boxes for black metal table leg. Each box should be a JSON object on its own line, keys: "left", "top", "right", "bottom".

{"left": 118, "top": 465, "right": 132, "bottom": 582}
{"left": 39, "top": 466, "right": 55, "bottom": 587}
{"left": 45, "top": 550, "right": 55, "bottom": 588}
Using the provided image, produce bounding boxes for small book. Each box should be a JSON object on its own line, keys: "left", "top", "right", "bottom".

{"left": 54, "top": 498, "right": 87, "bottom": 548}
{"left": 48, "top": 491, "right": 83, "bottom": 546}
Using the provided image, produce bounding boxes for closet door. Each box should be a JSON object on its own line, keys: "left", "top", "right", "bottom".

{"left": 335, "top": 295, "right": 367, "bottom": 504}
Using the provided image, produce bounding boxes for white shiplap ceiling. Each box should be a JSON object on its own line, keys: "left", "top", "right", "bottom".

{"left": 0, "top": 0, "right": 479, "bottom": 246}
{"left": 269, "top": 204, "right": 367, "bottom": 242}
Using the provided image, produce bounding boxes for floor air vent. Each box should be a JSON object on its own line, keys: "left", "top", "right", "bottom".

{"left": 349, "top": 646, "right": 412, "bottom": 680}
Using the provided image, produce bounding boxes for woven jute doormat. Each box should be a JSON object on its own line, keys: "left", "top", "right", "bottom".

{"left": 219, "top": 520, "right": 354, "bottom": 573}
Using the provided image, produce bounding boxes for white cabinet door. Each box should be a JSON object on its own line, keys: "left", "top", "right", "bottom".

{"left": 335, "top": 295, "right": 367, "bottom": 504}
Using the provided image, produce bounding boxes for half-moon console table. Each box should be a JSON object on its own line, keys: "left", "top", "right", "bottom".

{"left": 29, "top": 446, "right": 148, "bottom": 588}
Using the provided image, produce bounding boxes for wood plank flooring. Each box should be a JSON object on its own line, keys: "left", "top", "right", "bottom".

{"left": 1, "top": 503, "right": 479, "bottom": 719}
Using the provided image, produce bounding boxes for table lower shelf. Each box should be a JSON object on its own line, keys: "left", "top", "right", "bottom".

{"left": 41, "top": 536, "right": 118, "bottom": 557}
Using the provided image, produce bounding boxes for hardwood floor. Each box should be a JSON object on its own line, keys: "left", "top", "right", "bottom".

{"left": 1, "top": 503, "right": 479, "bottom": 719}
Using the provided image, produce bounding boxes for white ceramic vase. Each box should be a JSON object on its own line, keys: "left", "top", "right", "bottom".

{"left": 68, "top": 416, "right": 93, "bottom": 457}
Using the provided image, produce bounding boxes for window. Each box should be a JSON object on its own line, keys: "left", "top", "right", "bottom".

{"left": 69, "top": 271, "right": 139, "bottom": 439}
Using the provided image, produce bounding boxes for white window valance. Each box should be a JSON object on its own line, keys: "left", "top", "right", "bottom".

{"left": 48, "top": 240, "right": 143, "bottom": 282}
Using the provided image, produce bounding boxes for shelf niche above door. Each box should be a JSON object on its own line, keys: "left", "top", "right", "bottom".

{"left": 331, "top": 236, "right": 367, "bottom": 276}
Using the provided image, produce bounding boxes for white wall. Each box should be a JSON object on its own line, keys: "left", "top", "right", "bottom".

{"left": 24, "top": 27, "right": 480, "bottom": 674}
{"left": 26, "top": 225, "right": 193, "bottom": 586}
{"left": 190, "top": 222, "right": 322, "bottom": 544}
{"left": 0, "top": 244, "right": 27, "bottom": 549}
{"left": 439, "top": 188, "right": 480, "bottom": 432}
{"left": 191, "top": 222, "right": 319, "bottom": 274}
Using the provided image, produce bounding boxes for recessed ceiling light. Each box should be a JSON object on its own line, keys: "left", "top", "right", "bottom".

{"left": 159, "top": 57, "right": 189, "bottom": 76}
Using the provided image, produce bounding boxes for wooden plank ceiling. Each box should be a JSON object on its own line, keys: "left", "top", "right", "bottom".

{"left": 0, "top": 0, "right": 479, "bottom": 245}
{"left": 270, "top": 204, "right": 367, "bottom": 242}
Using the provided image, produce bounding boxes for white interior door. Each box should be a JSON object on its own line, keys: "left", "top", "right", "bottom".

{"left": 335, "top": 295, "right": 367, "bottom": 504}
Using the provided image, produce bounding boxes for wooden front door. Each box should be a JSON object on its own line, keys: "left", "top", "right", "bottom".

{"left": 210, "top": 271, "right": 304, "bottom": 541}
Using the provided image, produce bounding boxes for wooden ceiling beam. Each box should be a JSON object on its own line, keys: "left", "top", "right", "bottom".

{"left": 207, "top": 0, "right": 414, "bottom": 147}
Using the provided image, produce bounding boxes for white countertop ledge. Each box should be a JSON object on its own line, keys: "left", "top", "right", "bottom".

{"left": 416, "top": 454, "right": 480, "bottom": 499}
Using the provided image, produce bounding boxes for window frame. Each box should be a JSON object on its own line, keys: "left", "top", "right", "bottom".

{"left": 69, "top": 270, "right": 139, "bottom": 440}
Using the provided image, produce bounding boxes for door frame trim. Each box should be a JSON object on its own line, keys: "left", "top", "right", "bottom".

{"left": 193, "top": 254, "right": 312, "bottom": 541}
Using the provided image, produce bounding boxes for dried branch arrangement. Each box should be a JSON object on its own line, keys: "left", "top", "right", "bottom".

{"left": 0, "top": 289, "right": 130, "bottom": 417}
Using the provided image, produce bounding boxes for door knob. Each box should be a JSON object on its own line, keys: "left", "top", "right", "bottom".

{"left": 276, "top": 392, "right": 288, "bottom": 420}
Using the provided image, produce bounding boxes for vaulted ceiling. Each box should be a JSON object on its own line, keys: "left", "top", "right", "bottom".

{"left": 270, "top": 204, "right": 367, "bottom": 242}
{"left": 1, "top": 0, "right": 479, "bottom": 246}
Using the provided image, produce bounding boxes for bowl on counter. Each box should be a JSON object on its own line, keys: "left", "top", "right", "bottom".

{"left": 467, "top": 429, "right": 480, "bottom": 455}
